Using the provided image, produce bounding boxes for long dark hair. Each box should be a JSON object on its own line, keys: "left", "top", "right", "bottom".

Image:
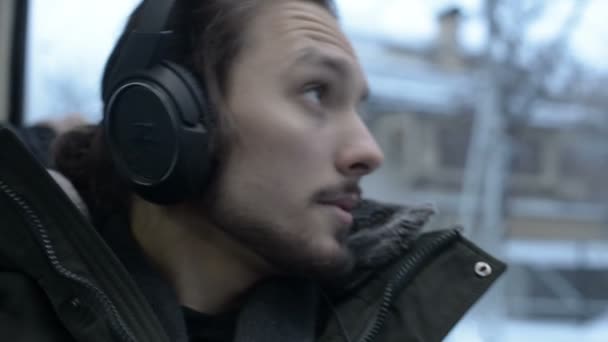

{"left": 53, "top": 0, "right": 337, "bottom": 226}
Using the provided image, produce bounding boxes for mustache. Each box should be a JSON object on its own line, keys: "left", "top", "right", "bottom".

{"left": 314, "top": 180, "right": 362, "bottom": 202}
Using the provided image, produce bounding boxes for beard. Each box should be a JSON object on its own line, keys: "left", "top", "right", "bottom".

{"left": 197, "top": 152, "right": 354, "bottom": 279}
{"left": 200, "top": 181, "right": 356, "bottom": 280}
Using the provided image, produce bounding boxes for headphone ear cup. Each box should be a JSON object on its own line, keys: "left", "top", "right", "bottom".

{"left": 161, "top": 61, "right": 216, "bottom": 128}
{"left": 104, "top": 63, "right": 213, "bottom": 204}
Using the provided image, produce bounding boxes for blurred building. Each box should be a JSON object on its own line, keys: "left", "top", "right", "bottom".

{"left": 354, "top": 7, "right": 608, "bottom": 323}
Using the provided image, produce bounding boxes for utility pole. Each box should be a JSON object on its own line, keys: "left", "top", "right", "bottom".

{"left": 458, "top": 0, "right": 508, "bottom": 339}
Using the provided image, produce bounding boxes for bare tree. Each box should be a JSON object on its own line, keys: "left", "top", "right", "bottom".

{"left": 460, "top": 0, "right": 589, "bottom": 242}
{"left": 457, "top": 1, "right": 589, "bottom": 339}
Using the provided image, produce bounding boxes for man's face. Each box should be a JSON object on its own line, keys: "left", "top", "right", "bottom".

{"left": 205, "top": 0, "right": 384, "bottom": 278}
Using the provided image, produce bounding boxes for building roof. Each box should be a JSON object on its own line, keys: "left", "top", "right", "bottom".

{"left": 351, "top": 34, "right": 606, "bottom": 128}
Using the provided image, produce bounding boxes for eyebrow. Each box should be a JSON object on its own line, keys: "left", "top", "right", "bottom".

{"left": 290, "top": 47, "right": 370, "bottom": 102}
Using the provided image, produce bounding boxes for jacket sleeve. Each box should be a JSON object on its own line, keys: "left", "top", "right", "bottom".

{"left": 0, "top": 271, "right": 76, "bottom": 341}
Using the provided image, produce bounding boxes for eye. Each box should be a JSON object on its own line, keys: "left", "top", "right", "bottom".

{"left": 302, "top": 83, "right": 327, "bottom": 105}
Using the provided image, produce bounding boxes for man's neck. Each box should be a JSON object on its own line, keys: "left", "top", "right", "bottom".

{"left": 130, "top": 198, "right": 270, "bottom": 314}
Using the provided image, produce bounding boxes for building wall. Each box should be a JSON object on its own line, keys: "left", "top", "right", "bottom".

{"left": 364, "top": 111, "right": 608, "bottom": 241}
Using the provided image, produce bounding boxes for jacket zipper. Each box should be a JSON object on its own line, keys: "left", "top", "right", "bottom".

{"left": 358, "top": 229, "right": 460, "bottom": 342}
{"left": 0, "top": 179, "right": 136, "bottom": 342}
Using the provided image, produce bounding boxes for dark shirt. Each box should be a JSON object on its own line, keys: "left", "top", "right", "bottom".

{"left": 182, "top": 306, "right": 237, "bottom": 342}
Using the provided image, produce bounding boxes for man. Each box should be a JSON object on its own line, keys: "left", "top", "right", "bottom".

{"left": 0, "top": 0, "right": 506, "bottom": 341}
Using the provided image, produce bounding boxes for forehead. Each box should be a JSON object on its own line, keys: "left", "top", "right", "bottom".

{"left": 243, "top": 0, "right": 361, "bottom": 71}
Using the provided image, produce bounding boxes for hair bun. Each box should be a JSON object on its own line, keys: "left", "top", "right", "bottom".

{"left": 52, "top": 125, "right": 97, "bottom": 186}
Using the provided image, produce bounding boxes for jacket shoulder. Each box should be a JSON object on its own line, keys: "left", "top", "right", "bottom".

{"left": 379, "top": 231, "right": 506, "bottom": 341}
{"left": 319, "top": 230, "right": 506, "bottom": 342}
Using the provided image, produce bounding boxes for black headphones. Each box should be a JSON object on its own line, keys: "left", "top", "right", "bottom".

{"left": 102, "top": 0, "right": 213, "bottom": 204}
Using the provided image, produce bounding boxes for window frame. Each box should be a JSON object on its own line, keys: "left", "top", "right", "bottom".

{"left": 0, "top": 0, "right": 28, "bottom": 126}
{"left": 10, "top": 0, "right": 29, "bottom": 126}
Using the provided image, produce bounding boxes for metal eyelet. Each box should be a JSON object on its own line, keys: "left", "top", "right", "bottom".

{"left": 474, "top": 261, "right": 492, "bottom": 277}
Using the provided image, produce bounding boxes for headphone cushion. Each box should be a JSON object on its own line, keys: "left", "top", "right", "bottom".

{"left": 104, "top": 63, "right": 212, "bottom": 204}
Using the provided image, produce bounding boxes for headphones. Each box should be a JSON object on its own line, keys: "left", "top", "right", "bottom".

{"left": 102, "top": 0, "right": 213, "bottom": 204}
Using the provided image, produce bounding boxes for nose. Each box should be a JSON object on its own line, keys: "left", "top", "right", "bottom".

{"left": 336, "top": 117, "right": 384, "bottom": 177}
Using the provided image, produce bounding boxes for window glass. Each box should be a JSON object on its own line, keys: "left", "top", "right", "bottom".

{"left": 24, "top": 0, "right": 139, "bottom": 124}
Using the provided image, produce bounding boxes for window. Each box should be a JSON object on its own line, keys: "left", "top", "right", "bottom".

{"left": 24, "top": 0, "right": 139, "bottom": 125}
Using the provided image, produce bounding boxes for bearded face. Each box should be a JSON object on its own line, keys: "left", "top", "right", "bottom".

{"left": 198, "top": 0, "right": 383, "bottom": 278}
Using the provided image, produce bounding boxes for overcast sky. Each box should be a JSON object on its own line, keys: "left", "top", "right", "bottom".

{"left": 339, "top": 0, "right": 608, "bottom": 68}
{"left": 24, "top": 0, "right": 608, "bottom": 123}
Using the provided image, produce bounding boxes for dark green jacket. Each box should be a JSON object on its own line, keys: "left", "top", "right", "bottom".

{"left": 0, "top": 126, "right": 506, "bottom": 341}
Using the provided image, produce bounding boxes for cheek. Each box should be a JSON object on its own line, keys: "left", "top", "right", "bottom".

{"left": 216, "top": 118, "right": 332, "bottom": 221}
{"left": 231, "top": 102, "right": 335, "bottom": 181}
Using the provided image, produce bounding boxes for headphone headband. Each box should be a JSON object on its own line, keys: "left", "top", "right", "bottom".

{"left": 136, "top": 0, "right": 176, "bottom": 33}
{"left": 103, "top": 0, "right": 178, "bottom": 102}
